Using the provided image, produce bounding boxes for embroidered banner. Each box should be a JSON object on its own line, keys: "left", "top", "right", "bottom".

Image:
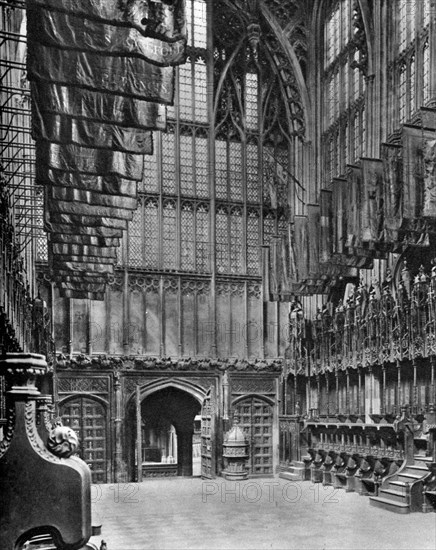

{"left": 381, "top": 143, "right": 403, "bottom": 243}
{"left": 27, "top": 0, "right": 187, "bottom": 299}
{"left": 27, "top": 2, "right": 187, "bottom": 66}
{"left": 28, "top": 43, "right": 175, "bottom": 103}
{"left": 32, "top": 107, "right": 154, "bottom": 154}
{"left": 422, "top": 139, "right": 436, "bottom": 218}
{"left": 294, "top": 215, "right": 309, "bottom": 281}
{"left": 320, "top": 189, "right": 332, "bottom": 264}
{"left": 307, "top": 204, "right": 320, "bottom": 278}
{"left": 36, "top": 142, "right": 145, "bottom": 181}
{"left": 361, "top": 158, "right": 383, "bottom": 244}
{"left": 36, "top": 168, "right": 138, "bottom": 197}
{"left": 31, "top": 82, "right": 167, "bottom": 130}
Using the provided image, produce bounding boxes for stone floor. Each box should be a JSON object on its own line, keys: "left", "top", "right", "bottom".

{"left": 91, "top": 477, "right": 436, "bottom": 550}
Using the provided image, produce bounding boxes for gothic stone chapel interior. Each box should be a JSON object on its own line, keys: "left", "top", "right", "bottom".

{"left": 2, "top": 0, "right": 436, "bottom": 548}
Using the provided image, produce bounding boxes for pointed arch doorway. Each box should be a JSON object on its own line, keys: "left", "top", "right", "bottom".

{"left": 126, "top": 380, "right": 216, "bottom": 480}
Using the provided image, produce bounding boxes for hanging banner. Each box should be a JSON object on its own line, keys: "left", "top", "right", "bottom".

{"left": 280, "top": 231, "right": 293, "bottom": 296}
{"left": 29, "top": 0, "right": 187, "bottom": 43}
{"left": 36, "top": 168, "right": 138, "bottom": 197}
{"left": 402, "top": 125, "right": 425, "bottom": 220}
{"left": 53, "top": 272, "right": 110, "bottom": 284}
{"left": 49, "top": 186, "right": 138, "bottom": 210}
{"left": 269, "top": 236, "right": 279, "bottom": 297}
{"left": 36, "top": 142, "right": 144, "bottom": 181}
{"left": 53, "top": 253, "right": 115, "bottom": 265}
{"left": 381, "top": 143, "right": 403, "bottom": 243}
{"left": 46, "top": 223, "right": 124, "bottom": 238}
{"left": 48, "top": 213, "right": 129, "bottom": 230}
{"left": 32, "top": 106, "right": 154, "bottom": 154}
{"left": 422, "top": 139, "right": 436, "bottom": 218}
{"left": 51, "top": 243, "right": 116, "bottom": 258}
{"left": 27, "top": 3, "right": 187, "bottom": 67}
{"left": 307, "top": 204, "right": 320, "bottom": 277}
{"left": 51, "top": 260, "right": 115, "bottom": 274}
{"left": 361, "top": 158, "right": 384, "bottom": 244}
{"left": 345, "top": 165, "right": 362, "bottom": 251}
{"left": 27, "top": 0, "right": 188, "bottom": 300}
{"left": 47, "top": 199, "right": 136, "bottom": 220}
{"left": 320, "top": 189, "right": 332, "bottom": 263}
{"left": 59, "top": 289, "right": 106, "bottom": 300}
{"left": 49, "top": 234, "right": 120, "bottom": 247}
{"left": 31, "top": 82, "right": 167, "bottom": 130}
{"left": 294, "top": 215, "right": 309, "bottom": 281}
{"left": 28, "top": 43, "right": 175, "bottom": 104}
{"left": 58, "top": 281, "right": 107, "bottom": 293}
{"left": 332, "top": 177, "right": 347, "bottom": 255}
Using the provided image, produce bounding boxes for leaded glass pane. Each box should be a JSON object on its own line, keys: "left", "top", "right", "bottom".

{"left": 179, "top": 63, "right": 193, "bottom": 121}
{"left": 195, "top": 135, "right": 209, "bottom": 198}
{"left": 263, "top": 146, "right": 274, "bottom": 204}
{"left": 196, "top": 203, "right": 210, "bottom": 272}
{"left": 194, "top": 60, "right": 208, "bottom": 123}
{"left": 229, "top": 141, "right": 243, "bottom": 201}
{"left": 230, "top": 207, "right": 243, "bottom": 274}
{"left": 186, "top": 0, "right": 193, "bottom": 48}
{"left": 180, "top": 134, "right": 194, "bottom": 196}
{"left": 247, "top": 209, "right": 260, "bottom": 276}
{"left": 275, "top": 149, "right": 288, "bottom": 208}
{"left": 35, "top": 191, "right": 48, "bottom": 262}
{"left": 278, "top": 214, "right": 287, "bottom": 236}
{"left": 263, "top": 211, "right": 275, "bottom": 247}
{"left": 246, "top": 72, "right": 258, "bottom": 130}
{"left": 141, "top": 134, "right": 158, "bottom": 193}
{"left": 162, "top": 133, "right": 176, "bottom": 195}
{"left": 193, "top": 0, "right": 207, "bottom": 49}
{"left": 216, "top": 207, "right": 229, "bottom": 273}
{"left": 144, "top": 198, "right": 159, "bottom": 269}
{"left": 162, "top": 199, "right": 177, "bottom": 270}
{"left": 128, "top": 206, "right": 142, "bottom": 268}
{"left": 181, "top": 202, "right": 195, "bottom": 271}
{"left": 215, "top": 140, "right": 228, "bottom": 199}
{"left": 399, "top": 0, "right": 408, "bottom": 52}
{"left": 246, "top": 142, "right": 259, "bottom": 202}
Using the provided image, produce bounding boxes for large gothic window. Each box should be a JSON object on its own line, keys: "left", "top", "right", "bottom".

{"left": 119, "top": 0, "right": 299, "bottom": 279}
{"left": 389, "top": 0, "right": 432, "bottom": 133}
{"left": 322, "top": 0, "right": 366, "bottom": 184}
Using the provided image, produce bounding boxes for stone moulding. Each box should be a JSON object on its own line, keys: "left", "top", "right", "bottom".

{"left": 55, "top": 354, "right": 283, "bottom": 373}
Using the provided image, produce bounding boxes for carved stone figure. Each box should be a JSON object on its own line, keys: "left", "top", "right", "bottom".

{"left": 47, "top": 425, "right": 79, "bottom": 458}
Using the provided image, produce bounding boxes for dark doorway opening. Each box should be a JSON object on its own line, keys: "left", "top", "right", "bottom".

{"left": 132, "top": 387, "right": 201, "bottom": 478}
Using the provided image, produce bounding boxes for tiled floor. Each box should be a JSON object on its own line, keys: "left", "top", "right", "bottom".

{"left": 92, "top": 477, "right": 436, "bottom": 550}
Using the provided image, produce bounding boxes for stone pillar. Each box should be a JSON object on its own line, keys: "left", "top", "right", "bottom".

{"left": 114, "top": 371, "right": 127, "bottom": 482}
